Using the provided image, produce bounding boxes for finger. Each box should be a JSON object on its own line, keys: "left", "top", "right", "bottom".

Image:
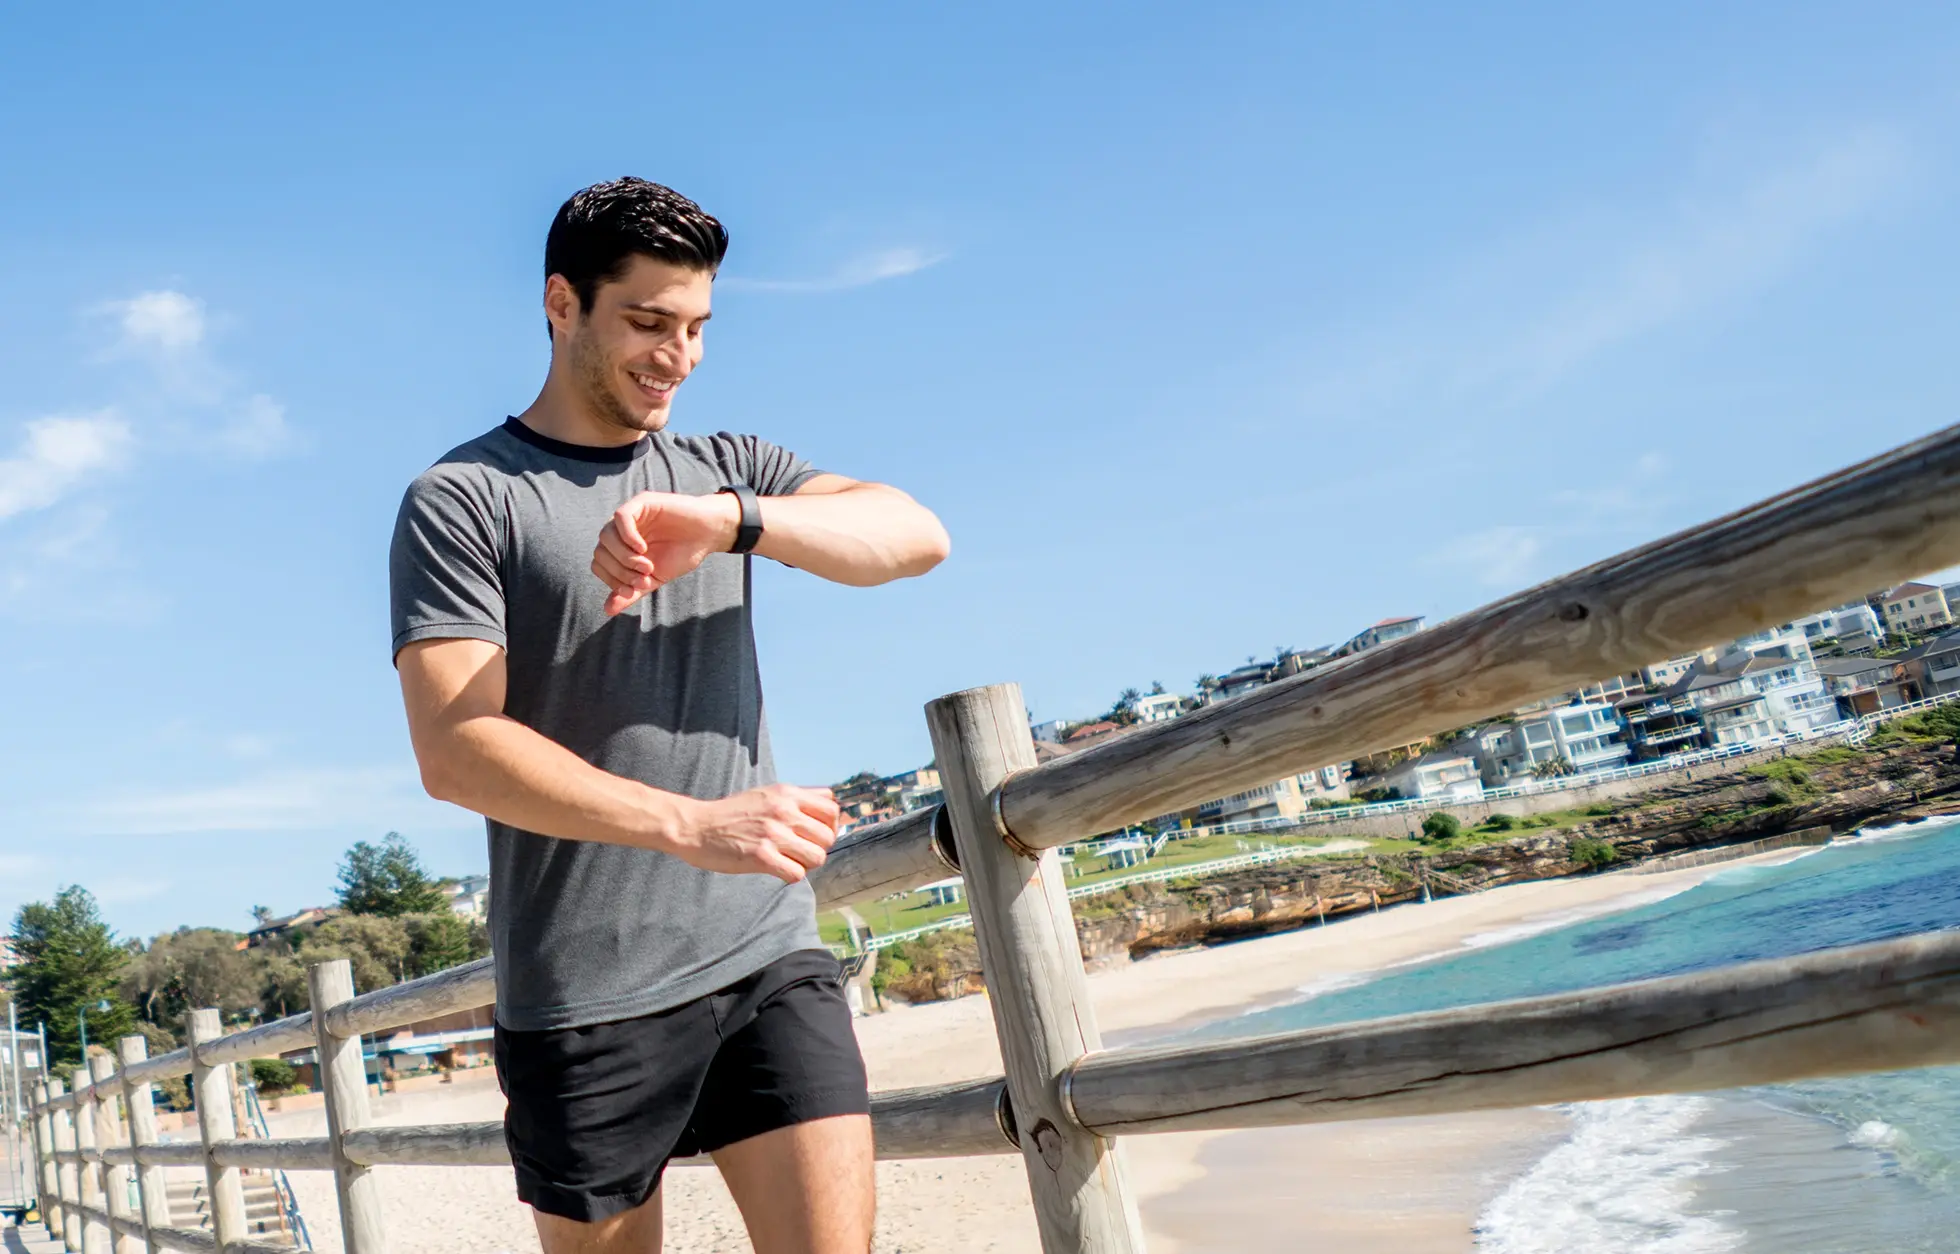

{"left": 599, "top": 524, "right": 656, "bottom": 574}
{"left": 613, "top": 499, "right": 652, "bottom": 554}
{"left": 794, "top": 791, "right": 843, "bottom": 830}
{"left": 786, "top": 813, "right": 838, "bottom": 851}
{"left": 774, "top": 831, "right": 830, "bottom": 870}
{"left": 604, "top": 587, "right": 644, "bottom": 618}
{"left": 593, "top": 549, "right": 654, "bottom": 594}
{"left": 753, "top": 846, "right": 807, "bottom": 884}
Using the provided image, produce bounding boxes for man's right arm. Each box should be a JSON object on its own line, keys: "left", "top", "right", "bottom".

{"left": 398, "top": 637, "right": 840, "bottom": 883}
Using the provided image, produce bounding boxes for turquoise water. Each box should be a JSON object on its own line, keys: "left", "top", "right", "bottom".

{"left": 1190, "top": 816, "right": 1960, "bottom": 1253}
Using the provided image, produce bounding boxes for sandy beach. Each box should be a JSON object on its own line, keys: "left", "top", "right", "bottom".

{"left": 261, "top": 854, "right": 1795, "bottom": 1252}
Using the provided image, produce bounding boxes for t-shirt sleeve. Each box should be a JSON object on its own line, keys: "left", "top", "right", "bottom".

{"left": 717, "top": 432, "right": 823, "bottom": 496}
{"left": 389, "top": 470, "right": 507, "bottom": 660}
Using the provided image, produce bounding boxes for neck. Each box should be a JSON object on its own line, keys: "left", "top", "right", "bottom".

{"left": 514, "top": 364, "right": 649, "bottom": 449}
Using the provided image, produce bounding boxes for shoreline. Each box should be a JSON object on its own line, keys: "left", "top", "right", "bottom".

{"left": 267, "top": 848, "right": 1805, "bottom": 1252}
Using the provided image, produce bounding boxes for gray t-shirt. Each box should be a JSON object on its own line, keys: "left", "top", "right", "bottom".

{"left": 389, "top": 417, "right": 823, "bottom": 1031}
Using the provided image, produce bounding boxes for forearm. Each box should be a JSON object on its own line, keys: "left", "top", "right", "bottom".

{"left": 417, "top": 712, "right": 693, "bottom": 851}
{"left": 754, "top": 483, "right": 950, "bottom": 586}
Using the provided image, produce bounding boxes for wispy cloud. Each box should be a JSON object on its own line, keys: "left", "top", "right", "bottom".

{"left": 0, "top": 411, "right": 130, "bottom": 521}
{"left": 1428, "top": 525, "right": 1546, "bottom": 589}
{"left": 75, "top": 765, "right": 459, "bottom": 836}
{"left": 107, "top": 290, "right": 207, "bottom": 355}
{"left": 724, "top": 246, "right": 949, "bottom": 293}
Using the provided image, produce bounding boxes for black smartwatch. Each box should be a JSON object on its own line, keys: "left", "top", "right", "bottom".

{"left": 717, "top": 483, "right": 764, "bottom": 555}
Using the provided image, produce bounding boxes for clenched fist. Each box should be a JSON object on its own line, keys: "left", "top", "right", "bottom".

{"left": 670, "top": 784, "right": 842, "bottom": 883}
{"left": 592, "top": 490, "right": 744, "bottom": 616}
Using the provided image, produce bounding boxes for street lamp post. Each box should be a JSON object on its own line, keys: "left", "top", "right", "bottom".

{"left": 76, "top": 1000, "right": 110, "bottom": 1058}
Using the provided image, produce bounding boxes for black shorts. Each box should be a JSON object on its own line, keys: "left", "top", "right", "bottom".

{"left": 493, "top": 948, "right": 871, "bottom": 1222}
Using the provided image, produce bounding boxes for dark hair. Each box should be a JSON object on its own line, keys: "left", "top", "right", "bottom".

{"left": 544, "top": 178, "right": 729, "bottom": 313}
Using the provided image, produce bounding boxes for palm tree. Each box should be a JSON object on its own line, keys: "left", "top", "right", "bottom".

{"left": 1196, "top": 674, "right": 1217, "bottom": 692}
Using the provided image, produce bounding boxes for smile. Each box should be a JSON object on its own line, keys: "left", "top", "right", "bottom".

{"left": 630, "top": 371, "right": 676, "bottom": 397}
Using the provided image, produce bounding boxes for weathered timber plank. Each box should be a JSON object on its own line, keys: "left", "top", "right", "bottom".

{"left": 927, "top": 684, "right": 1145, "bottom": 1254}
{"left": 1064, "top": 929, "right": 1960, "bottom": 1134}
{"left": 120, "top": 1048, "right": 193, "bottom": 1088}
{"left": 194, "top": 1014, "right": 315, "bottom": 1067}
{"left": 210, "top": 1139, "right": 335, "bottom": 1172}
{"left": 997, "top": 421, "right": 1960, "bottom": 848}
{"left": 339, "top": 1079, "right": 1014, "bottom": 1167}
{"left": 807, "top": 805, "right": 955, "bottom": 910}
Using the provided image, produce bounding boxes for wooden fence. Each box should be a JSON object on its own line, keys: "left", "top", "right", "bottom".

{"left": 22, "top": 420, "right": 1960, "bottom": 1253}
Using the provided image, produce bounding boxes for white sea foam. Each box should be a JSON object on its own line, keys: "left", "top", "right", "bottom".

{"left": 1849, "top": 1119, "right": 1906, "bottom": 1150}
{"left": 1290, "top": 970, "right": 1373, "bottom": 1000}
{"left": 1475, "top": 1095, "right": 1741, "bottom": 1254}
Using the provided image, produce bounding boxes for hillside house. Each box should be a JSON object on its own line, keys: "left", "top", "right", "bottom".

{"left": 1815, "top": 657, "right": 1913, "bottom": 717}
{"left": 1132, "top": 692, "right": 1183, "bottom": 723}
{"left": 1902, "top": 629, "right": 1960, "bottom": 699}
{"left": 1381, "top": 750, "right": 1483, "bottom": 803}
{"left": 1881, "top": 582, "right": 1954, "bottom": 635}
{"left": 1334, "top": 616, "right": 1425, "bottom": 658}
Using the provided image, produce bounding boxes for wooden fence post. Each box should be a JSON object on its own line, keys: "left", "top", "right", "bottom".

{"left": 116, "top": 1037, "right": 168, "bottom": 1254}
{"left": 33, "top": 1081, "right": 62, "bottom": 1244}
{"left": 188, "top": 1009, "right": 249, "bottom": 1249}
{"left": 71, "top": 1067, "right": 109, "bottom": 1254}
{"left": 310, "top": 958, "right": 389, "bottom": 1254}
{"left": 89, "top": 1054, "right": 138, "bottom": 1254}
{"left": 924, "top": 683, "right": 1145, "bottom": 1254}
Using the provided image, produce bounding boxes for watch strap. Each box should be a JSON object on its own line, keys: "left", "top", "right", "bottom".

{"left": 718, "top": 483, "right": 764, "bottom": 555}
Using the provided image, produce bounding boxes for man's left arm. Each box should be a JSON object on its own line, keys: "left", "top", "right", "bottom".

{"left": 592, "top": 474, "right": 949, "bottom": 615}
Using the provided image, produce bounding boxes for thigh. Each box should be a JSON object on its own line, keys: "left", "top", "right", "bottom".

{"left": 533, "top": 1186, "right": 663, "bottom": 1254}
{"left": 713, "top": 1114, "right": 875, "bottom": 1254}
{"left": 496, "top": 1001, "right": 717, "bottom": 1226}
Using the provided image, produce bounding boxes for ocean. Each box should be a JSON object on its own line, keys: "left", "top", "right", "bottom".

{"left": 1185, "top": 814, "right": 1960, "bottom": 1253}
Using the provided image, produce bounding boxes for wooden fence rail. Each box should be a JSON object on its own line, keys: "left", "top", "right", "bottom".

{"left": 20, "top": 419, "right": 1960, "bottom": 1254}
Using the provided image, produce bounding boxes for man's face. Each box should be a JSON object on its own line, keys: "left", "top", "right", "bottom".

{"left": 549, "top": 254, "right": 712, "bottom": 435}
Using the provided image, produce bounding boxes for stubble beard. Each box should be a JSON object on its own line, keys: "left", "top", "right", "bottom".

{"left": 571, "top": 328, "right": 668, "bottom": 435}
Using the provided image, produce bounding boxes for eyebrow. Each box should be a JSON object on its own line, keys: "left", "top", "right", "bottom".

{"left": 623, "top": 302, "right": 712, "bottom": 321}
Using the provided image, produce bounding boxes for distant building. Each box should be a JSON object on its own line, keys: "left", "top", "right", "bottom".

{"left": 1815, "top": 657, "right": 1912, "bottom": 717}
{"left": 1461, "top": 702, "right": 1630, "bottom": 785}
{"left": 1568, "top": 671, "right": 1646, "bottom": 705}
{"left": 1335, "top": 616, "right": 1425, "bottom": 658}
{"left": 1030, "top": 719, "right": 1067, "bottom": 744}
{"left": 1381, "top": 750, "right": 1483, "bottom": 803}
{"left": 1641, "top": 653, "right": 1710, "bottom": 689}
{"left": 1211, "top": 662, "right": 1274, "bottom": 703}
{"left": 241, "top": 906, "right": 339, "bottom": 950}
{"left": 1900, "top": 628, "right": 1960, "bottom": 699}
{"left": 1880, "top": 582, "right": 1954, "bottom": 636}
{"left": 1791, "top": 602, "right": 1886, "bottom": 645}
{"left": 1064, "top": 720, "right": 1123, "bottom": 745}
{"left": 448, "top": 875, "right": 490, "bottom": 919}
{"left": 1274, "top": 646, "right": 1334, "bottom": 677}
{"left": 1132, "top": 692, "right": 1183, "bottom": 723}
{"left": 0, "top": 937, "right": 16, "bottom": 971}
{"left": 1617, "top": 690, "right": 1707, "bottom": 760}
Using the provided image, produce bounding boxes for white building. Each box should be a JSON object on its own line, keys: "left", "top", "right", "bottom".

{"left": 1030, "top": 719, "right": 1066, "bottom": 744}
{"left": 1381, "top": 751, "right": 1484, "bottom": 803}
{"left": 1133, "top": 692, "right": 1183, "bottom": 723}
{"left": 1334, "top": 616, "right": 1425, "bottom": 658}
{"left": 1463, "top": 702, "right": 1630, "bottom": 785}
{"left": 448, "top": 875, "right": 490, "bottom": 918}
{"left": 1660, "top": 646, "right": 1836, "bottom": 745}
{"left": 1791, "top": 601, "right": 1885, "bottom": 645}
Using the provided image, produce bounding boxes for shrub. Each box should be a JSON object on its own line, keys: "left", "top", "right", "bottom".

{"left": 1480, "top": 813, "right": 1518, "bottom": 832}
{"left": 251, "top": 1059, "right": 299, "bottom": 1096}
{"left": 1570, "top": 838, "right": 1618, "bottom": 869}
{"left": 1421, "top": 813, "right": 1463, "bottom": 842}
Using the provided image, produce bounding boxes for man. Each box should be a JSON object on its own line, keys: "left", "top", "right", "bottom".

{"left": 390, "top": 178, "right": 950, "bottom": 1253}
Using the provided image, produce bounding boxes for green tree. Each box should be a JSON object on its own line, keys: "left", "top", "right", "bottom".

{"left": 295, "top": 914, "right": 415, "bottom": 994}
{"left": 1533, "top": 757, "right": 1575, "bottom": 780}
{"left": 1421, "top": 813, "right": 1463, "bottom": 843}
{"left": 336, "top": 832, "right": 447, "bottom": 917}
{"left": 1570, "top": 838, "right": 1619, "bottom": 870}
{"left": 8, "top": 886, "right": 137, "bottom": 1068}
{"left": 404, "top": 912, "right": 485, "bottom": 979}
{"left": 122, "top": 927, "right": 259, "bottom": 1029}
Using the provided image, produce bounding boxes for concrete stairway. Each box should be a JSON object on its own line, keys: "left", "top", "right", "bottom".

{"left": 166, "top": 1174, "right": 292, "bottom": 1240}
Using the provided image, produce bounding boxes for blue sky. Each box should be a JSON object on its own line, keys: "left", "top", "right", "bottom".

{"left": 4, "top": 4, "right": 1960, "bottom": 941}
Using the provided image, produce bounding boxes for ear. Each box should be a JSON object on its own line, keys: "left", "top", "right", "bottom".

{"left": 543, "top": 274, "right": 582, "bottom": 341}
